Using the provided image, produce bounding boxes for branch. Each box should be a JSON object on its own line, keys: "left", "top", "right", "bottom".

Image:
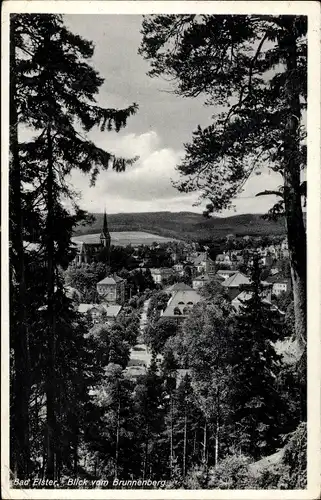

{"left": 224, "top": 30, "right": 270, "bottom": 127}
{"left": 256, "top": 190, "right": 283, "bottom": 198}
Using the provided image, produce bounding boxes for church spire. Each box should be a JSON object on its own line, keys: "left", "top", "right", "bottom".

{"left": 100, "top": 209, "right": 111, "bottom": 267}
{"left": 103, "top": 209, "right": 108, "bottom": 235}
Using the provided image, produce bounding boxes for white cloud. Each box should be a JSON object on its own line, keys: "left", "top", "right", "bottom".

{"left": 68, "top": 129, "right": 287, "bottom": 216}
{"left": 68, "top": 130, "right": 186, "bottom": 212}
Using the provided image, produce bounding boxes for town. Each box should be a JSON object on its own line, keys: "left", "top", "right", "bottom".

{"left": 62, "top": 210, "right": 293, "bottom": 380}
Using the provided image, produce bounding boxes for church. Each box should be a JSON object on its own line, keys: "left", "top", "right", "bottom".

{"left": 71, "top": 211, "right": 111, "bottom": 266}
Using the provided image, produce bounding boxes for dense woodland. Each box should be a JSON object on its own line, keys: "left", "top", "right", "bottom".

{"left": 9, "top": 14, "right": 307, "bottom": 489}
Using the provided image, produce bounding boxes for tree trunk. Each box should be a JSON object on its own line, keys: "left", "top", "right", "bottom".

{"left": 202, "top": 421, "right": 207, "bottom": 465}
{"left": 282, "top": 23, "right": 307, "bottom": 347}
{"left": 215, "top": 390, "right": 220, "bottom": 466}
{"left": 169, "top": 392, "right": 174, "bottom": 478}
{"left": 115, "top": 393, "right": 121, "bottom": 479}
{"left": 45, "top": 123, "right": 57, "bottom": 480}
{"left": 143, "top": 423, "right": 149, "bottom": 480}
{"left": 183, "top": 410, "right": 187, "bottom": 477}
{"left": 9, "top": 17, "right": 31, "bottom": 478}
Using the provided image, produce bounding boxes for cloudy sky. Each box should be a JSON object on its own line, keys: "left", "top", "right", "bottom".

{"left": 63, "top": 14, "right": 283, "bottom": 216}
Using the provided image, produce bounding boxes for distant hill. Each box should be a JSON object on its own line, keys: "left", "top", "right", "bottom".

{"left": 74, "top": 211, "right": 289, "bottom": 242}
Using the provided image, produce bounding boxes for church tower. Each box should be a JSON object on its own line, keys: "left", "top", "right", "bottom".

{"left": 100, "top": 210, "right": 111, "bottom": 265}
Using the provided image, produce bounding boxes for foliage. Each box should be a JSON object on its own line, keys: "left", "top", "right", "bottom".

{"left": 227, "top": 259, "right": 285, "bottom": 458}
{"left": 88, "top": 323, "right": 131, "bottom": 369}
{"left": 146, "top": 291, "right": 171, "bottom": 323}
{"left": 145, "top": 318, "right": 178, "bottom": 354}
{"left": 65, "top": 262, "right": 107, "bottom": 302}
{"left": 281, "top": 422, "right": 307, "bottom": 488}
{"left": 207, "top": 454, "right": 255, "bottom": 489}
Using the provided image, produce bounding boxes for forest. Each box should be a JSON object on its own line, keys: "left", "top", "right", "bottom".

{"left": 9, "top": 13, "right": 307, "bottom": 490}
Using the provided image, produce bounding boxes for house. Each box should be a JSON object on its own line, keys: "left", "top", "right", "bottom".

{"left": 215, "top": 252, "right": 233, "bottom": 268}
{"left": 161, "top": 289, "right": 202, "bottom": 322}
{"left": 280, "top": 238, "right": 289, "bottom": 258}
{"left": 231, "top": 291, "right": 284, "bottom": 315}
{"left": 249, "top": 253, "right": 274, "bottom": 267}
{"left": 192, "top": 273, "right": 211, "bottom": 290}
{"left": 96, "top": 274, "right": 126, "bottom": 305}
{"left": 267, "top": 245, "right": 279, "bottom": 258}
{"left": 216, "top": 269, "right": 237, "bottom": 281}
{"left": 230, "top": 253, "right": 244, "bottom": 266}
{"left": 221, "top": 271, "right": 251, "bottom": 299}
{"left": 150, "top": 267, "right": 173, "bottom": 284}
{"left": 192, "top": 252, "right": 215, "bottom": 275}
{"left": 172, "top": 262, "right": 185, "bottom": 275}
{"left": 266, "top": 275, "right": 292, "bottom": 296}
{"left": 78, "top": 303, "right": 122, "bottom": 324}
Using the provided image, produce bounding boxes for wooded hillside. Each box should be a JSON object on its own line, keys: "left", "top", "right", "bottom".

{"left": 74, "top": 212, "right": 290, "bottom": 241}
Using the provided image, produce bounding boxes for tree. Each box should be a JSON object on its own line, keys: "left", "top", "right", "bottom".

{"left": 146, "top": 291, "right": 171, "bottom": 323}
{"left": 227, "top": 258, "right": 285, "bottom": 459}
{"left": 88, "top": 323, "right": 131, "bottom": 369}
{"left": 65, "top": 262, "right": 107, "bottom": 303}
{"left": 134, "top": 354, "right": 166, "bottom": 479}
{"left": 85, "top": 364, "right": 140, "bottom": 480}
{"left": 145, "top": 318, "right": 178, "bottom": 354}
{"left": 140, "top": 14, "right": 307, "bottom": 345}
{"left": 10, "top": 13, "right": 137, "bottom": 478}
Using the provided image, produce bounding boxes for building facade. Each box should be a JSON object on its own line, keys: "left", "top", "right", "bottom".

{"left": 96, "top": 275, "right": 126, "bottom": 305}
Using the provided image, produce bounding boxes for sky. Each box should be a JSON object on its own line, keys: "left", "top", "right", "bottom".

{"left": 62, "top": 14, "right": 283, "bottom": 216}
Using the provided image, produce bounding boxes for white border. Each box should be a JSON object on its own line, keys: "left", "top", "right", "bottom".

{"left": 2, "top": 2, "right": 321, "bottom": 499}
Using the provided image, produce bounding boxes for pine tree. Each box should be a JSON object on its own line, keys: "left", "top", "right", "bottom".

{"left": 10, "top": 13, "right": 137, "bottom": 479}
{"left": 85, "top": 364, "right": 140, "bottom": 480}
{"left": 227, "top": 257, "right": 284, "bottom": 459}
{"left": 140, "top": 14, "right": 307, "bottom": 345}
{"left": 135, "top": 353, "right": 166, "bottom": 480}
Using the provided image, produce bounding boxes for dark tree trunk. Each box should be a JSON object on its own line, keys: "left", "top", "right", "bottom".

{"left": 45, "top": 124, "right": 57, "bottom": 480}
{"left": 182, "top": 409, "right": 187, "bottom": 477}
{"left": 282, "top": 23, "right": 307, "bottom": 348}
{"left": 143, "top": 423, "right": 149, "bottom": 481}
{"left": 169, "top": 392, "right": 174, "bottom": 478}
{"left": 9, "top": 17, "right": 31, "bottom": 478}
{"left": 115, "top": 393, "right": 121, "bottom": 479}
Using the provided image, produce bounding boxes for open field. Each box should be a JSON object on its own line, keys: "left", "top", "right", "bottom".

{"left": 71, "top": 231, "right": 180, "bottom": 247}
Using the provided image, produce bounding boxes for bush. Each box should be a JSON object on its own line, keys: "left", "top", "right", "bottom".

{"left": 207, "top": 454, "right": 255, "bottom": 489}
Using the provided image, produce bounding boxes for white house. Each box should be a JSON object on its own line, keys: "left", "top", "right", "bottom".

{"left": 78, "top": 303, "right": 122, "bottom": 324}
{"left": 266, "top": 276, "right": 292, "bottom": 296}
{"left": 150, "top": 268, "right": 173, "bottom": 284}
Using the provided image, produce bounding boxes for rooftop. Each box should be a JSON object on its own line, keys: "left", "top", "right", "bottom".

{"left": 192, "top": 252, "right": 213, "bottom": 265}
{"left": 222, "top": 272, "right": 251, "bottom": 288}
{"left": 165, "top": 282, "right": 193, "bottom": 292}
{"left": 97, "top": 275, "right": 124, "bottom": 285}
{"left": 193, "top": 274, "right": 211, "bottom": 282}
{"left": 216, "top": 270, "right": 237, "bottom": 276}
{"left": 78, "top": 303, "right": 122, "bottom": 317}
{"left": 162, "top": 289, "right": 202, "bottom": 318}
{"left": 266, "top": 275, "right": 290, "bottom": 284}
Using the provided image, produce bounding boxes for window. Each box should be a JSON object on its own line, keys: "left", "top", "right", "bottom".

{"left": 178, "top": 301, "right": 184, "bottom": 305}
{"left": 174, "top": 307, "right": 182, "bottom": 316}
{"left": 187, "top": 301, "right": 194, "bottom": 306}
